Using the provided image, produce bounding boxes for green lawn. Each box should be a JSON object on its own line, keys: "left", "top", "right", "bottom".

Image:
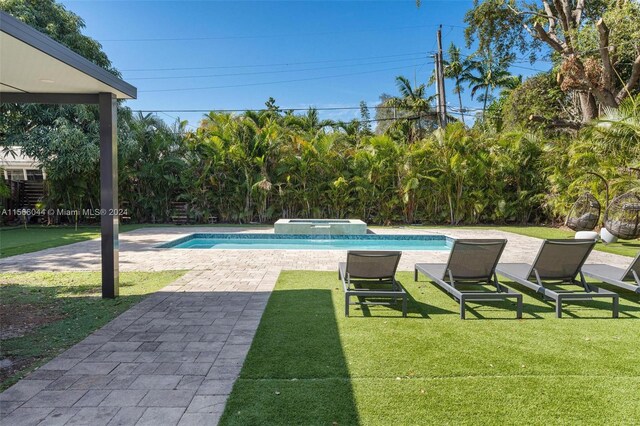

{"left": 0, "top": 223, "right": 273, "bottom": 258}
{"left": 494, "top": 226, "right": 640, "bottom": 258}
{"left": 386, "top": 225, "right": 639, "bottom": 257}
{"left": 221, "top": 271, "right": 640, "bottom": 425}
{"left": 0, "top": 224, "right": 148, "bottom": 259}
{"left": 0, "top": 270, "right": 185, "bottom": 391}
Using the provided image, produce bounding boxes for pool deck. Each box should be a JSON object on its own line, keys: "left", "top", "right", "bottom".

{"left": 0, "top": 227, "right": 631, "bottom": 425}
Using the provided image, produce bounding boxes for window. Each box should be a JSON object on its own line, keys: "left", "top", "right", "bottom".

{"left": 26, "top": 170, "right": 44, "bottom": 181}
{"left": 6, "top": 169, "right": 24, "bottom": 181}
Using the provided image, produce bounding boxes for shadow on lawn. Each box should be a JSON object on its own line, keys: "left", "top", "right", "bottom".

{"left": 355, "top": 279, "right": 454, "bottom": 318}
{"left": 220, "top": 288, "right": 361, "bottom": 426}
{"left": 500, "top": 280, "right": 640, "bottom": 319}
{"left": 412, "top": 276, "right": 640, "bottom": 320}
{"left": 413, "top": 278, "right": 527, "bottom": 320}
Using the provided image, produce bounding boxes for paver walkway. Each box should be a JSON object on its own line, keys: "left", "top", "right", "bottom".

{"left": 0, "top": 227, "right": 631, "bottom": 425}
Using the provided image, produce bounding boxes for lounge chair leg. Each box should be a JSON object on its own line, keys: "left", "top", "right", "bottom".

{"left": 555, "top": 297, "right": 562, "bottom": 318}
{"left": 402, "top": 297, "right": 407, "bottom": 318}
{"left": 345, "top": 294, "right": 350, "bottom": 317}
{"left": 460, "top": 298, "right": 466, "bottom": 320}
{"left": 516, "top": 296, "right": 523, "bottom": 319}
{"left": 613, "top": 296, "right": 619, "bottom": 319}
{"left": 414, "top": 268, "right": 418, "bottom": 282}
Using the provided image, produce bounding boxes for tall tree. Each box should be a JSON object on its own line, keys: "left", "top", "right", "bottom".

{"left": 500, "top": 72, "right": 574, "bottom": 131}
{"left": 120, "top": 113, "right": 187, "bottom": 223}
{"left": 284, "top": 108, "right": 334, "bottom": 135}
{"left": 359, "top": 101, "right": 372, "bottom": 134}
{"left": 464, "top": 0, "right": 640, "bottom": 122}
{"left": 0, "top": 0, "right": 127, "bottom": 215}
{"left": 436, "top": 44, "right": 476, "bottom": 123}
{"left": 0, "top": 0, "right": 116, "bottom": 71}
{"left": 374, "top": 93, "right": 395, "bottom": 134}
{"left": 378, "top": 76, "right": 437, "bottom": 142}
{"left": 464, "top": 53, "right": 518, "bottom": 115}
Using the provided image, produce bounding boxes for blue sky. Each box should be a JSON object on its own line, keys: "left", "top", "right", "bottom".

{"left": 60, "top": 0, "right": 550, "bottom": 128}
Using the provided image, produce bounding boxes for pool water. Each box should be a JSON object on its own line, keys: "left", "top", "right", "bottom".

{"left": 160, "top": 233, "right": 453, "bottom": 251}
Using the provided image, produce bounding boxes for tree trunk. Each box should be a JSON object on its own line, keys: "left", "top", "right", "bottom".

{"left": 578, "top": 92, "right": 597, "bottom": 123}
{"left": 483, "top": 86, "right": 489, "bottom": 115}
{"left": 447, "top": 194, "right": 455, "bottom": 226}
{"left": 244, "top": 169, "right": 252, "bottom": 223}
{"left": 457, "top": 87, "right": 465, "bottom": 124}
{"left": 528, "top": 115, "right": 581, "bottom": 133}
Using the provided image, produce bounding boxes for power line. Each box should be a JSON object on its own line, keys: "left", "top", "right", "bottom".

{"left": 442, "top": 26, "right": 456, "bottom": 44}
{"left": 100, "top": 24, "right": 465, "bottom": 42}
{"left": 450, "top": 106, "right": 485, "bottom": 112}
{"left": 132, "top": 105, "right": 436, "bottom": 113}
{"left": 139, "top": 63, "right": 429, "bottom": 93}
{"left": 128, "top": 57, "right": 430, "bottom": 81}
{"left": 120, "top": 51, "right": 428, "bottom": 72}
{"left": 121, "top": 52, "right": 551, "bottom": 75}
{"left": 452, "top": 51, "right": 550, "bottom": 73}
{"left": 510, "top": 64, "right": 549, "bottom": 72}
{"left": 158, "top": 111, "right": 198, "bottom": 130}
{"left": 155, "top": 114, "right": 434, "bottom": 133}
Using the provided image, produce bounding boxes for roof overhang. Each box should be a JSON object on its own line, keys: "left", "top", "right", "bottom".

{"left": 0, "top": 11, "right": 129, "bottom": 299}
{"left": 0, "top": 11, "right": 136, "bottom": 100}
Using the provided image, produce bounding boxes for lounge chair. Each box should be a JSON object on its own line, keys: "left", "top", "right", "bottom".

{"left": 339, "top": 251, "right": 407, "bottom": 317}
{"left": 582, "top": 252, "right": 640, "bottom": 294}
{"left": 414, "top": 239, "right": 523, "bottom": 319}
{"left": 496, "top": 239, "right": 619, "bottom": 318}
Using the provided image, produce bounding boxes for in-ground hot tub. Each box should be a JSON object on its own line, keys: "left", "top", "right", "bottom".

{"left": 274, "top": 218, "right": 367, "bottom": 235}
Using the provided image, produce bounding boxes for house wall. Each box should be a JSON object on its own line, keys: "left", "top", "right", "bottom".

{"left": 0, "top": 146, "right": 46, "bottom": 181}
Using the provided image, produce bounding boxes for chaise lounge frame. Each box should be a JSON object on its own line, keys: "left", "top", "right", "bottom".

{"left": 496, "top": 239, "right": 619, "bottom": 318}
{"left": 414, "top": 239, "right": 522, "bottom": 319}
{"left": 582, "top": 252, "right": 640, "bottom": 294}
{"left": 339, "top": 251, "right": 407, "bottom": 317}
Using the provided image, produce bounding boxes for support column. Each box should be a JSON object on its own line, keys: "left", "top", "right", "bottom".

{"left": 99, "top": 92, "right": 119, "bottom": 298}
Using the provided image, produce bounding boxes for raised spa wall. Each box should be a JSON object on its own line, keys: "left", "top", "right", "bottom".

{"left": 274, "top": 219, "right": 368, "bottom": 235}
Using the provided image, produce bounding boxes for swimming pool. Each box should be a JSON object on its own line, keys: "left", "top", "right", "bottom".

{"left": 160, "top": 233, "right": 453, "bottom": 251}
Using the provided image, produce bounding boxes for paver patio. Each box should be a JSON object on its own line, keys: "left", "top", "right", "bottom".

{"left": 0, "top": 227, "right": 631, "bottom": 425}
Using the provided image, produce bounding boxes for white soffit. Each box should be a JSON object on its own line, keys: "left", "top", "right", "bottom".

{"left": 0, "top": 12, "right": 136, "bottom": 99}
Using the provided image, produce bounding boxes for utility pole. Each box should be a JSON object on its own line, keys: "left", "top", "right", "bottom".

{"left": 435, "top": 25, "right": 447, "bottom": 128}
{"left": 434, "top": 53, "right": 440, "bottom": 125}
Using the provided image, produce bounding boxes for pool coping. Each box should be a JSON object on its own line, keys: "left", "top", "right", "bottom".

{"left": 157, "top": 232, "right": 455, "bottom": 249}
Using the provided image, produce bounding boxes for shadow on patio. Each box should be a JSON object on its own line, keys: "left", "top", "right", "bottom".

{"left": 220, "top": 287, "right": 360, "bottom": 425}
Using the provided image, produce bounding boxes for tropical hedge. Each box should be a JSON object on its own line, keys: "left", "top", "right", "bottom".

{"left": 1, "top": 1, "right": 639, "bottom": 226}
{"left": 185, "top": 99, "right": 638, "bottom": 225}
{"left": 46, "top": 95, "right": 631, "bottom": 225}
{"left": 3, "top": 94, "right": 639, "bottom": 226}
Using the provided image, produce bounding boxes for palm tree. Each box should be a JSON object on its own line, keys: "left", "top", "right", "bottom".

{"left": 284, "top": 108, "right": 334, "bottom": 135}
{"left": 120, "top": 113, "right": 188, "bottom": 222}
{"left": 464, "top": 54, "right": 515, "bottom": 116}
{"left": 443, "top": 44, "right": 475, "bottom": 124}
{"left": 381, "top": 76, "right": 437, "bottom": 142}
{"left": 568, "top": 96, "right": 640, "bottom": 201}
{"left": 429, "top": 44, "right": 477, "bottom": 124}
{"left": 586, "top": 96, "right": 640, "bottom": 164}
